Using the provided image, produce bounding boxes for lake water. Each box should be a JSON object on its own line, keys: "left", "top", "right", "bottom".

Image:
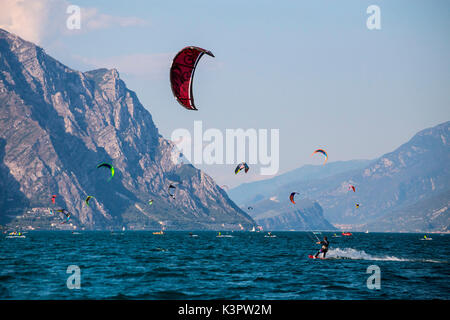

{"left": 1, "top": 231, "right": 448, "bottom": 299}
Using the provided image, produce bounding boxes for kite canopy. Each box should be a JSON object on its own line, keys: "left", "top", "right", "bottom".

{"left": 170, "top": 46, "right": 214, "bottom": 110}
{"left": 349, "top": 185, "right": 356, "bottom": 192}
{"left": 289, "top": 192, "right": 299, "bottom": 204}
{"left": 248, "top": 206, "right": 253, "bottom": 210}
{"left": 56, "top": 209, "right": 71, "bottom": 224}
{"left": 312, "top": 149, "right": 328, "bottom": 165}
{"left": 148, "top": 199, "right": 154, "bottom": 205}
{"left": 97, "top": 162, "right": 115, "bottom": 180}
{"left": 235, "top": 162, "right": 249, "bottom": 175}
{"left": 85, "top": 196, "right": 94, "bottom": 206}
{"left": 168, "top": 184, "right": 177, "bottom": 199}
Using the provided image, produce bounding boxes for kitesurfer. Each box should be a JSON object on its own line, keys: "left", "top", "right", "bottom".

{"left": 314, "top": 236, "right": 329, "bottom": 258}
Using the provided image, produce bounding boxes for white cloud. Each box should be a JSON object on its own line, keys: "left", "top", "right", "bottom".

{"left": 81, "top": 7, "right": 147, "bottom": 30}
{"left": 0, "top": 0, "right": 148, "bottom": 45}
{"left": 0, "top": 0, "right": 58, "bottom": 44}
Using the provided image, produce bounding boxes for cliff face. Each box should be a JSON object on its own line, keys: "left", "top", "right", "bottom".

{"left": 0, "top": 28, "right": 255, "bottom": 230}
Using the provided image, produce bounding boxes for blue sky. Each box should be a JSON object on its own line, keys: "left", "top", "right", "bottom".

{"left": 1, "top": 0, "right": 449, "bottom": 187}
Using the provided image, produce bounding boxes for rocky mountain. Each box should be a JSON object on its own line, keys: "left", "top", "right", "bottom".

{"left": 0, "top": 28, "right": 255, "bottom": 230}
{"left": 364, "top": 189, "right": 450, "bottom": 233}
{"left": 230, "top": 121, "right": 450, "bottom": 232}
{"left": 245, "top": 198, "right": 336, "bottom": 231}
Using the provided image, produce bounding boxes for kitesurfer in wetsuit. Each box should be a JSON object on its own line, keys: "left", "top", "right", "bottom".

{"left": 314, "top": 236, "right": 329, "bottom": 258}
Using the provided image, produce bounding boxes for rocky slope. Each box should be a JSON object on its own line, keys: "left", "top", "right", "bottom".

{"left": 0, "top": 28, "right": 255, "bottom": 230}
{"left": 364, "top": 190, "right": 450, "bottom": 232}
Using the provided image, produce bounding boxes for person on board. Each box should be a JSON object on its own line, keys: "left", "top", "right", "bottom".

{"left": 314, "top": 236, "right": 330, "bottom": 258}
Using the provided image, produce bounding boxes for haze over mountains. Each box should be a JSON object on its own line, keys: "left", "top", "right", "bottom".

{"left": 229, "top": 160, "right": 372, "bottom": 205}
{"left": 0, "top": 28, "right": 257, "bottom": 231}
{"left": 244, "top": 198, "right": 336, "bottom": 232}
{"left": 230, "top": 122, "right": 450, "bottom": 232}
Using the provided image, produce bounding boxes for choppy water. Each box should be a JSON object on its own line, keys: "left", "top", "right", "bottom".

{"left": 1, "top": 231, "right": 449, "bottom": 299}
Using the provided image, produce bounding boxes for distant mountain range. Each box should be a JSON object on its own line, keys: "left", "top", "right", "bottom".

{"left": 365, "top": 189, "right": 449, "bottom": 232}
{"left": 229, "top": 160, "right": 372, "bottom": 204}
{"left": 0, "top": 28, "right": 256, "bottom": 231}
{"left": 244, "top": 198, "right": 336, "bottom": 231}
{"left": 230, "top": 122, "right": 450, "bottom": 232}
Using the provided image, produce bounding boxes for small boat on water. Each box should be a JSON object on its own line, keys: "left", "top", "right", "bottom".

{"left": 6, "top": 231, "right": 26, "bottom": 239}
{"left": 419, "top": 235, "right": 432, "bottom": 241}
{"left": 342, "top": 232, "right": 352, "bottom": 236}
{"left": 332, "top": 233, "right": 341, "bottom": 238}
{"left": 264, "top": 232, "right": 276, "bottom": 238}
{"left": 216, "top": 232, "right": 232, "bottom": 238}
{"left": 153, "top": 231, "right": 164, "bottom": 235}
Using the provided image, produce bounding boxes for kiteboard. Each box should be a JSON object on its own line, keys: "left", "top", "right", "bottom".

{"left": 308, "top": 255, "right": 326, "bottom": 260}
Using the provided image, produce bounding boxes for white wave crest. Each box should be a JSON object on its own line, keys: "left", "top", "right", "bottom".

{"left": 326, "top": 248, "right": 411, "bottom": 261}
